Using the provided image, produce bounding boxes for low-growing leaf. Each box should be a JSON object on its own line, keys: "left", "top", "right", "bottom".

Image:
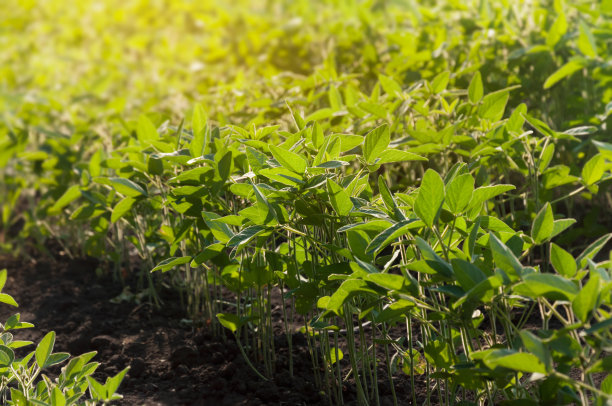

{"left": 0, "top": 345, "right": 14, "bottom": 367}
{"left": 543, "top": 59, "right": 586, "bottom": 89}
{"left": 520, "top": 331, "right": 551, "bottom": 372}
{"left": 216, "top": 313, "right": 242, "bottom": 333}
{"left": 550, "top": 243, "right": 577, "bottom": 277}
{"left": 49, "top": 185, "right": 81, "bottom": 214}
{"left": 550, "top": 218, "right": 576, "bottom": 239}
{"left": 269, "top": 145, "right": 307, "bottom": 174}
{"left": 513, "top": 273, "right": 579, "bottom": 301}
{"left": 484, "top": 351, "right": 547, "bottom": 374}
{"left": 581, "top": 154, "right": 605, "bottom": 186}
{"left": 478, "top": 91, "right": 509, "bottom": 121}
{"left": 576, "top": 233, "right": 612, "bottom": 268}
{"left": 151, "top": 256, "right": 191, "bottom": 273}
{"left": 415, "top": 169, "right": 445, "bottom": 228}
{"left": 366, "top": 220, "right": 418, "bottom": 257}
{"left": 489, "top": 233, "right": 522, "bottom": 281}
{"left": 36, "top": 331, "right": 55, "bottom": 369}
{"left": 227, "top": 225, "right": 267, "bottom": 248}
{"left": 451, "top": 259, "right": 486, "bottom": 290}
{"left": 137, "top": 114, "right": 158, "bottom": 142}
{"left": 376, "top": 149, "right": 427, "bottom": 164}
{"left": 327, "top": 178, "right": 353, "bottom": 217}
{"left": 378, "top": 74, "right": 402, "bottom": 98}
{"left": 532, "top": 203, "right": 554, "bottom": 244}
{"left": 0, "top": 293, "right": 18, "bottom": 307}
{"left": 431, "top": 71, "right": 450, "bottom": 94}
{"left": 468, "top": 71, "right": 483, "bottom": 103}
{"left": 109, "top": 178, "right": 147, "bottom": 197}
{"left": 111, "top": 197, "right": 136, "bottom": 223}
{"left": 572, "top": 274, "right": 600, "bottom": 322}
{"left": 446, "top": 173, "right": 474, "bottom": 214}
{"left": 363, "top": 125, "right": 390, "bottom": 164}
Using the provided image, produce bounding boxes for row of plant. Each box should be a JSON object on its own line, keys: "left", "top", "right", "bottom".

{"left": 1, "top": 0, "right": 612, "bottom": 404}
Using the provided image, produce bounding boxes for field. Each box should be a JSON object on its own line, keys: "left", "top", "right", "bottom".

{"left": 1, "top": 0, "right": 612, "bottom": 405}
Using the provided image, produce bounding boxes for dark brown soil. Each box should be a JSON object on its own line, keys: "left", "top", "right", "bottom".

{"left": 0, "top": 252, "right": 423, "bottom": 406}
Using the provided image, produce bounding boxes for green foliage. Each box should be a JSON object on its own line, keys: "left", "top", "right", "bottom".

{"left": 2, "top": 0, "right": 612, "bottom": 405}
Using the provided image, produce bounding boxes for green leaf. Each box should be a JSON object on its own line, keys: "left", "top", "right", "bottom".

{"left": 250, "top": 183, "right": 277, "bottom": 225}
{"left": 151, "top": 256, "right": 191, "bottom": 273}
{"left": 328, "top": 348, "right": 343, "bottom": 365}
{"left": 36, "top": 331, "right": 55, "bottom": 369}
{"left": 601, "top": 374, "right": 612, "bottom": 395}
{"left": 532, "top": 203, "right": 554, "bottom": 244}
{"left": 325, "top": 279, "right": 378, "bottom": 316}
{"left": 414, "top": 169, "right": 445, "bottom": 228}
{"left": 446, "top": 173, "right": 474, "bottom": 214}
{"left": 468, "top": 71, "right": 483, "bottom": 103}
{"left": 190, "top": 104, "right": 207, "bottom": 158}
{"left": 328, "top": 86, "right": 342, "bottom": 111}
{"left": 191, "top": 103, "right": 207, "bottom": 137}
{"left": 106, "top": 366, "right": 129, "bottom": 397}
{"left": 358, "top": 101, "right": 388, "bottom": 119}
{"left": 478, "top": 90, "right": 509, "bottom": 121}
{"left": 485, "top": 351, "right": 547, "bottom": 374}
{"left": 431, "top": 71, "right": 450, "bottom": 94}
{"left": 451, "top": 259, "right": 486, "bottom": 290}
{"left": 520, "top": 331, "right": 551, "bottom": 372}
{"left": 111, "top": 197, "right": 136, "bottom": 223}
{"left": 226, "top": 225, "right": 267, "bottom": 248}
{"left": 363, "top": 125, "right": 390, "bottom": 164}
{"left": 576, "top": 233, "right": 612, "bottom": 268}
{"left": 0, "top": 345, "right": 14, "bottom": 367}
{"left": 109, "top": 178, "right": 147, "bottom": 197}
{"left": 550, "top": 243, "right": 577, "bottom": 277}
{"left": 0, "top": 293, "right": 18, "bottom": 307}
{"left": 376, "top": 149, "right": 427, "bottom": 164}
{"left": 87, "top": 376, "right": 107, "bottom": 400}
{"left": 269, "top": 145, "right": 307, "bottom": 174}
{"left": 44, "top": 352, "right": 70, "bottom": 368}
{"left": 546, "top": 12, "right": 567, "bottom": 48}
{"left": 378, "top": 74, "right": 402, "bottom": 98}
{"left": 513, "top": 273, "right": 579, "bottom": 301}
{"left": 216, "top": 313, "right": 242, "bottom": 333}
{"left": 0, "top": 269, "right": 6, "bottom": 291}
{"left": 327, "top": 178, "right": 353, "bottom": 217}
{"left": 305, "top": 108, "right": 333, "bottom": 122}
{"left": 216, "top": 151, "right": 233, "bottom": 181}
{"left": 538, "top": 143, "right": 555, "bottom": 173}
{"left": 49, "top": 185, "right": 81, "bottom": 214}
{"left": 364, "top": 273, "right": 406, "bottom": 292}
{"left": 136, "top": 114, "right": 158, "bottom": 143}
{"left": 365, "top": 220, "right": 418, "bottom": 257}
{"left": 543, "top": 59, "right": 586, "bottom": 89}
{"left": 581, "top": 154, "right": 605, "bottom": 186}
{"left": 550, "top": 218, "right": 576, "bottom": 239}
{"left": 592, "top": 140, "right": 612, "bottom": 160}
{"left": 51, "top": 386, "right": 66, "bottom": 406}
{"left": 414, "top": 237, "right": 453, "bottom": 278}
{"left": 577, "top": 21, "right": 597, "bottom": 58}
{"left": 378, "top": 176, "right": 405, "bottom": 221}
{"left": 489, "top": 233, "right": 522, "bottom": 281}
{"left": 246, "top": 146, "right": 268, "bottom": 173}
{"left": 572, "top": 274, "right": 600, "bottom": 323}
{"left": 203, "top": 211, "right": 235, "bottom": 243}
{"left": 471, "top": 184, "right": 515, "bottom": 204}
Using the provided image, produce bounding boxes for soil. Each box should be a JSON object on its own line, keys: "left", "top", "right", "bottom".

{"left": 0, "top": 251, "right": 424, "bottom": 406}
